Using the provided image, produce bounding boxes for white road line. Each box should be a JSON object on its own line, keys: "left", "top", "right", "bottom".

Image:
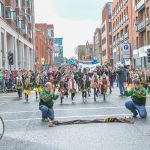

{"left": 1, "top": 106, "right": 150, "bottom": 115}
{"left": 0, "top": 103, "right": 5, "bottom": 106}
{"left": 0, "top": 96, "right": 17, "bottom": 98}
{"left": 4, "top": 113, "right": 134, "bottom": 122}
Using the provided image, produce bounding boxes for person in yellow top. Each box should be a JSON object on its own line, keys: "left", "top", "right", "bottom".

{"left": 23, "top": 76, "right": 31, "bottom": 102}
{"left": 34, "top": 73, "right": 42, "bottom": 101}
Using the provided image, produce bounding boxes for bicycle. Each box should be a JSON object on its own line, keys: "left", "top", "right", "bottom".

{"left": 0, "top": 115, "right": 5, "bottom": 140}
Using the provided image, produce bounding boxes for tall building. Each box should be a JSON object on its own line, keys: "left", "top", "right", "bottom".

{"left": 133, "top": 0, "right": 150, "bottom": 68}
{"left": 101, "top": 2, "right": 113, "bottom": 66}
{"left": 93, "top": 28, "right": 102, "bottom": 64}
{"left": 35, "top": 23, "right": 54, "bottom": 66}
{"left": 112, "top": 0, "right": 135, "bottom": 67}
{"left": 35, "top": 29, "right": 47, "bottom": 70}
{"left": 0, "top": 0, "right": 35, "bottom": 70}
{"left": 53, "top": 37, "right": 64, "bottom": 66}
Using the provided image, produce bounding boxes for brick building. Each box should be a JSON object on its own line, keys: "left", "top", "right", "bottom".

{"left": 133, "top": 0, "right": 150, "bottom": 68}
{"left": 101, "top": 2, "right": 113, "bottom": 66}
{"left": 93, "top": 28, "right": 102, "bottom": 64}
{"left": 35, "top": 29, "right": 47, "bottom": 70}
{"left": 0, "top": 0, "right": 35, "bottom": 70}
{"left": 35, "top": 23, "right": 54, "bottom": 66}
{"left": 112, "top": 0, "right": 133, "bottom": 67}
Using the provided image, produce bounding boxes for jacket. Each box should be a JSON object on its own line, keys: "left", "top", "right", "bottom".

{"left": 39, "top": 88, "right": 58, "bottom": 108}
{"left": 125, "top": 85, "right": 146, "bottom": 106}
{"left": 116, "top": 67, "right": 127, "bottom": 82}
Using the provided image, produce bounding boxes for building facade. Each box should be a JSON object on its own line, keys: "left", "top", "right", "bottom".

{"left": 112, "top": 0, "right": 136, "bottom": 67}
{"left": 35, "top": 23, "right": 54, "bottom": 66}
{"left": 77, "top": 45, "right": 87, "bottom": 60}
{"left": 35, "top": 29, "right": 47, "bottom": 70}
{"left": 0, "top": 0, "right": 35, "bottom": 70}
{"left": 53, "top": 37, "right": 64, "bottom": 66}
{"left": 133, "top": 0, "right": 150, "bottom": 68}
{"left": 101, "top": 2, "right": 113, "bottom": 66}
{"left": 93, "top": 28, "right": 102, "bottom": 64}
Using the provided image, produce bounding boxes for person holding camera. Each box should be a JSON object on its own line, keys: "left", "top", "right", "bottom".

{"left": 39, "top": 82, "right": 59, "bottom": 127}
{"left": 125, "top": 79, "right": 147, "bottom": 118}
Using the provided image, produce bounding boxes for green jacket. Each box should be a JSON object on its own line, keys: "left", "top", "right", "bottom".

{"left": 125, "top": 86, "right": 146, "bottom": 98}
{"left": 40, "top": 88, "right": 58, "bottom": 102}
{"left": 125, "top": 85, "right": 146, "bottom": 106}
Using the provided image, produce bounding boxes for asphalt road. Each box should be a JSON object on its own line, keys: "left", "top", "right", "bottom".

{"left": 0, "top": 86, "right": 150, "bottom": 150}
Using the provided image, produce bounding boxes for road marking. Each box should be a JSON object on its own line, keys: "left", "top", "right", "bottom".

{"left": 1, "top": 106, "right": 150, "bottom": 115}
{"left": 4, "top": 113, "right": 134, "bottom": 122}
{"left": 0, "top": 103, "right": 5, "bottom": 106}
{"left": 0, "top": 95, "right": 17, "bottom": 98}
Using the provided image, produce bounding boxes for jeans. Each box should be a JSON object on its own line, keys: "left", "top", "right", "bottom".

{"left": 39, "top": 105, "right": 54, "bottom": 120}
{"left": 0, "top": 80, "right": 3, "bottom": 90}
{"left": 125, "top": 101, "right": 147, "bottom": 118}
{"left": 17, "top": 89, "right": 22, "bottom": 97}
{"left": 118, "top": 81, "right": 125, "bottom": 96}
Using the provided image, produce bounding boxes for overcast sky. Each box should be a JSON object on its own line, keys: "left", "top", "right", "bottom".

{"left": 34, "top": 0, "right": 112, "bottom": 58}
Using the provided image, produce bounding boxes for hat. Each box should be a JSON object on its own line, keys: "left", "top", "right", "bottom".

{"left": 133, "top": 78, "right": 140, "bottom": 85}
{"left": 45, "top": 82, "right": 51, "bottom": 87}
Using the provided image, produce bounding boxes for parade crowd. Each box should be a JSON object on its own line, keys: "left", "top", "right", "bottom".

{"left": 0, "top": 65, "right": 150, "bottom": 126}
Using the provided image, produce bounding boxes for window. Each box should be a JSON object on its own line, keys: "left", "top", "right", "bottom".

{"left": 147, "top": 31, "right": 150, "bottom": 45}
{"left": 0, "top": 2, "right": 4, "bottom": 18}
{"left": 26, "top": 0, "right": 31, "bottom": 8}
{"left": 102, "top": 38, "right": 106, "bottom": 45}
{"left": 28, "top": 16, "right": 32, "bottom": 23}
{"left": 102, "top": 50, "right": 106, "bottom": 56}
{"left": 16, "top": 0, "right": 21, "bottom": 8}
{"left": 16, "top": 17, "right": 21, "bottom": 28}
{"left": 5, "top": 7, "right": 12, "bottom": 19}
{"left": 125, "top": 25, "right": 128, "bottom": 33}
{"left": 102, "top": 25, "right": 105, "bottom": 33}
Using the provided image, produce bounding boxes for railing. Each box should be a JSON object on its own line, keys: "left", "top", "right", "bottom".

{"left": 135, "top": 0, "right": 147, "bottom": 12}
{"left": 136, "top": 18, "right": 149, "bottom": 32}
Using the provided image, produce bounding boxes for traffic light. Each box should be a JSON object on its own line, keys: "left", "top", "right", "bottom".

{"left": 8, "top": 52, "right": 14, "bottom": 65}
{"left": 147, "top": 49, "right": 150, "bottom": 63}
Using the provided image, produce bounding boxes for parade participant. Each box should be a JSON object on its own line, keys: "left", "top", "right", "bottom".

{"left": 91, "top": 72, "right": 99, "bottom": 101}
{"left": 0, "top": 70, "right": 3, "bottom": 91}
{"left": 23, "top": 76, "right": 31, "bottom": 102}
{"left": 16, "top": 72, "right": 23, "bottom": 98}
{"left": 108, "top": 67, "right": 114, "bottom": 93}
{"left": 80, "top": 75, "right": 88, "bottom": 102}
{"left": 68, "top": 74, "right": 77, "bottom": 103}
{"left": 125, "top": 79, "right": 147, "bottom": 118}
{"left": 100, "top": 74, "right": 109, "bottom": 95}
{"left": 34, "top": 73, "right": 42, "bottom": 101}
{"left": 140, "top": 70, "right": 147, "bottom": 88}
{"left": 58, "top": 78, "right": 68, "bottom": 104}
{"left": 39, "top": 82, "right": 59, "bottom": 127}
